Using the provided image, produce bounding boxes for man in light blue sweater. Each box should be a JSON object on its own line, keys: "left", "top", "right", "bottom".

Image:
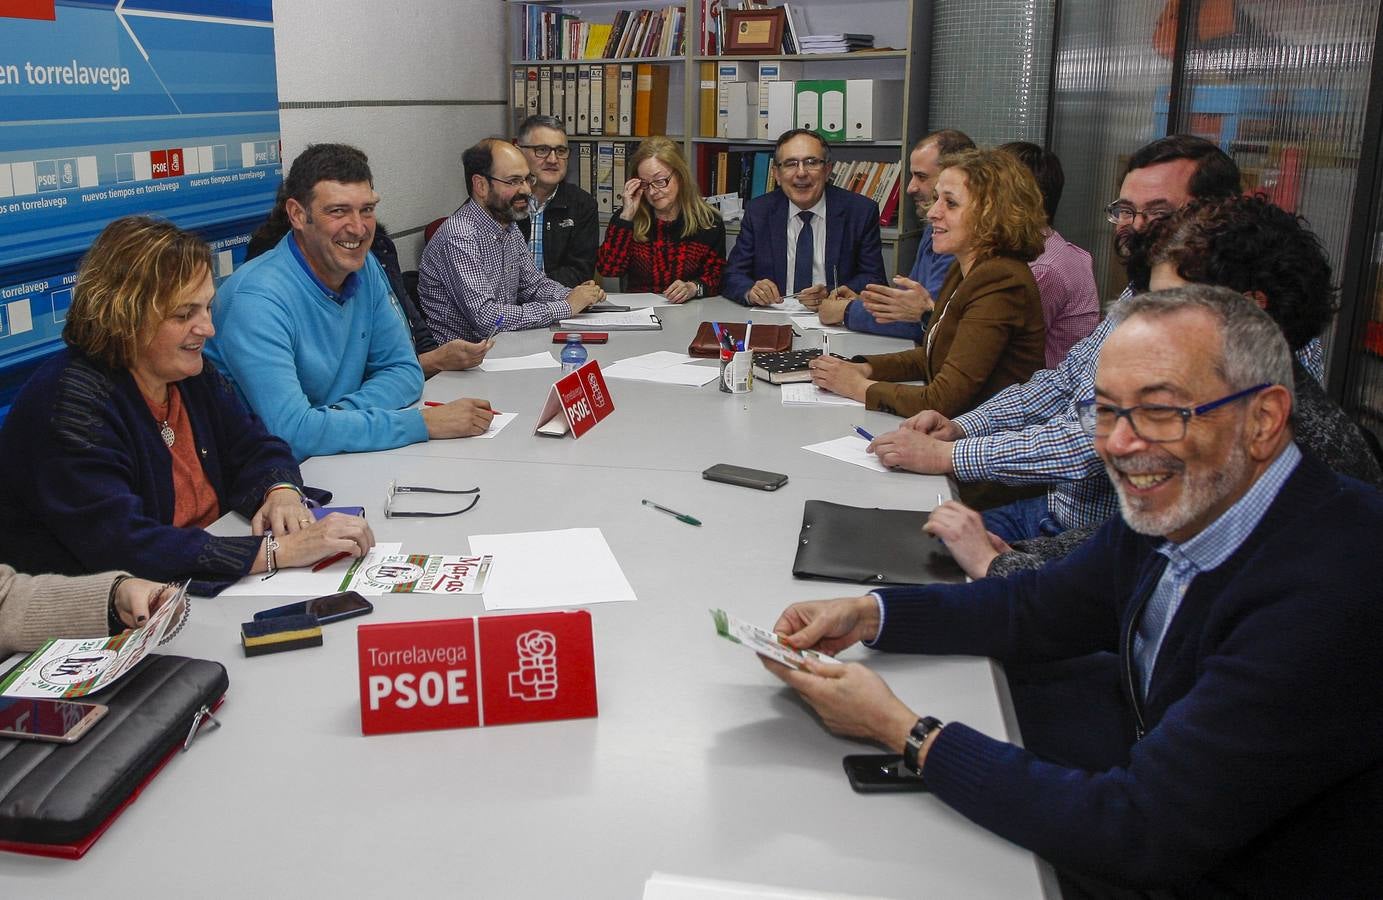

{"left": 206, "top": 144, "right": 492, "bottom": 460}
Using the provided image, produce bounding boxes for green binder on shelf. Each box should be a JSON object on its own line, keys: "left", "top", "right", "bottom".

{"left": 816, "top": 79, "right": 846, "bottom": 141}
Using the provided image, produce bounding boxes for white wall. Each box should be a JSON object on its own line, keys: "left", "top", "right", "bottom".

{"left": 270, "top": 0, "right": 509, "bottom": 269}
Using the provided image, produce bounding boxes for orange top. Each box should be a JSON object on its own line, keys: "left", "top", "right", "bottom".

{"left": 144, "top": 385, "right": 220, "bottom": 529}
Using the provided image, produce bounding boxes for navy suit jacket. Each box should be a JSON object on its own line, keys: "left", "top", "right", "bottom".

{"left": 721, "top": 184, "right": 886, "bottom": 305}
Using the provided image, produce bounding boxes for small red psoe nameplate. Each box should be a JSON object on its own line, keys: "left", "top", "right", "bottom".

{"left": 534, "top": 360, "right": 614, "bottom": 438}
{"left": 357, "top": 610, "right": 597, "bottom": 736}
{"left": 3, "top": 1, "right": 56, "bottom": 21}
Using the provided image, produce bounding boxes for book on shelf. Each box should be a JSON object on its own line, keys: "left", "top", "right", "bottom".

{"left": 519, "top": 5, "right": 685, "bottom": 61}
{"left": 633, "top": 63, "right": 671, "bottom": 137}
{"left": 595, "top": 142, "right": 615, "bottom": 214}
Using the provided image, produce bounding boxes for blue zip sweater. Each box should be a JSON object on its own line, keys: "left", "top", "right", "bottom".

{"left": 873, "top": 452, "right": 1383, "bottom": 894}
{"left": 205, "top": 234, "right": 427, "bottom": 460}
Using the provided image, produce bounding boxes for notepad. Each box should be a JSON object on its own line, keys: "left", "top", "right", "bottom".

{"left": 468, "top": 528, "right": 637, "bottom": 610}
{"left": 801, "top": 435, "right": 890, "bottom": 472}
{"left": 558, "top": 310, "right": 662, "bottom": 331}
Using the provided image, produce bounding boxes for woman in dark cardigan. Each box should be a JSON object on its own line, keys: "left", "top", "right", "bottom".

{"left": 0, "top": 216, "right": 373, "bottom": 595}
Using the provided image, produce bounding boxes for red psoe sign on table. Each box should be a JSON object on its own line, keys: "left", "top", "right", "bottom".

{"left": 357, "top": 610, "right": 598, "bottom": 736}
{"left": 534, "top": 360, "right": 614, "bottom": 438}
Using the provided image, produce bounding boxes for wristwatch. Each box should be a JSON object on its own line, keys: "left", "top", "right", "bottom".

{"left": 902, "top": 716, "right": 944, "bottom": 776}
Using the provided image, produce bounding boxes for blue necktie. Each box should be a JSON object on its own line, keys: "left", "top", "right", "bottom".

{"left": 794, "top": 209, "right": 814, "bottom": 295}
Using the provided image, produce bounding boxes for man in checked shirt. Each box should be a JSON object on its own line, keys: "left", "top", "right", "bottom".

{"left": 867, "top": 135, "right": 1244, "bottom": 547}
{"left": 418, "top": 139, "right": 606, "bottom": 342}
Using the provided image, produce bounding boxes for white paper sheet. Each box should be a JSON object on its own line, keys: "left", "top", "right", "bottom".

{"left": 607, "top": 292, "right": 676, "bottom": 308}
{"left": 218, "top": 542, "right": 404, "bottom": 597}
{"left": 558, "top": 309, "right": 661, "bottom": 330}
{"left": 478, "top": 351, "right": 559, "bottom": 372}
{"left": 644, "top": 871, "right": 893, "bottom": 900}
{"left": 471, "top": 411, "right": 519, "bottom": 439}
{"left": 789, "top": 314, "right": 851, "bottom": 335}
{"left": 603, "top": 362, "right": 721, "bottom": 387}
{"left": 618, "top": 350, "right": 699, "bottom": 368}
{"left": 780, "top": 383, "right": 863, "bottom": 407}
{"left": 801, "top": 435, "right": 890, "bottom": 472}
{"left": 467, "top": 528, "right": 637, "bottom": 610}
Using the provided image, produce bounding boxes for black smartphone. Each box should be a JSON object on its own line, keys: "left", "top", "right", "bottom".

{"left": 842, "top": 754, "right": 929, "bottom": 794}
{"left": 254, "top": 591, "right": 374, "bottom": 624}
{"left": 0, "top": 697, "right": 108, "bottom": 743}
{"left": 702, "top": 463, "right": 788, "bottom": 491}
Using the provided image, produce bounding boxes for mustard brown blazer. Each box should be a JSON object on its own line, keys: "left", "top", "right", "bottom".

{"left": 862, "top": 255, "right": 1044, "bottom": 418}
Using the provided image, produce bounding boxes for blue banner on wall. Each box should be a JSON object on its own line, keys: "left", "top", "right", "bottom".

{"left": 0, "top": 0, "right": 281, "bottom": 414}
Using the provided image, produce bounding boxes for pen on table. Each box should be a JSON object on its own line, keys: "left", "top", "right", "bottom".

{"left": 424, "top": 401, "right": 502, "bottom": 413}
{"left": 712, "top": 321, "right": 724, "bottom": 345}
{"left": 312, "top": 551, "right": 350, "bottom": 572}
{"left": 641, "top": 499, "right": 702, "bottom": 527}
{"left": 854, "top": 425, "right": 875, "bottom": 442}
{"left": 937, "top": 492, "right": 946, "bottom": 507}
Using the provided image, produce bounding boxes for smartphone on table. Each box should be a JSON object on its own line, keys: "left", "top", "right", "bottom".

{"left": 702, "top": 464, "right": 789, "bottom": 491}
{"left": 254, "top": 591, "right": 374, "bottom": 624}
{"left": 0, "top": 696, "right": 108, "bottom": 743}
{"left": 842, "top": 754, "right": 929, "bottom": 794}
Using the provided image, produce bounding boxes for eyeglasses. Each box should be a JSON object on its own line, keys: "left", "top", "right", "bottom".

{"left": 1104, "top": 200, "right": 1175, "bottom": 227}
{"left": 639, "top": 175, "right": 673, "bottom": 190}
{"left": 486, "top": 173, "right": 538, "bottom": 189}
{"left": 774, "top": 157, "right": 827, "bottom": 172}
{"left": 1076, "top": 383, "right": 1271, "bottom": 442}
{"left": 384, "top": 480, "right": 480, "bottom": 518}
{"left": 520, "top": 144, "right": 571, "bottom": 159}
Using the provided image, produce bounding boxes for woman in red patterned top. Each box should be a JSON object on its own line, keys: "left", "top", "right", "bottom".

{"left": 597, "top": 136, "right": 726, "bottom": 302}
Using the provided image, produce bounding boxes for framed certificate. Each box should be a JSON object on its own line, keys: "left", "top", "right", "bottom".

{"left": 723, "top": 8, "right": 786, "bottom": 55}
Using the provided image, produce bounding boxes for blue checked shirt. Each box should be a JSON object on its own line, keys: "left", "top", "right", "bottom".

{"left": 416, "top": 200, "right": 571, "bottom": 343}
{"left": 950, "top": 285, "right": 1325, "bottom": 531}
{"left": 1133, "top": 442, "right": 1301, "bottom": 698}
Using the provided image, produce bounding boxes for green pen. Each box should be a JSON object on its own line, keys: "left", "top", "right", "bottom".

{"left": 641, "top": 499, "right": 702, "bottom": 527}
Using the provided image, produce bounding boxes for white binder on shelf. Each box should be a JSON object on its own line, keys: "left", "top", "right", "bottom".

{"left": 845, "top": 79, "right": 905, "bottom": 142}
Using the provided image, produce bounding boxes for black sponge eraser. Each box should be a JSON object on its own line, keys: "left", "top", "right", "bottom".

{"left": 241, "top": 614, "right": 323, "bottom": 657}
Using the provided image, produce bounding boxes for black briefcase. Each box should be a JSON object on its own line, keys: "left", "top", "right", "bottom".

{"left": 0, "top": 654, "right": 227, "bottom": 858}
{"left": 792, "top": 500, "right": 966, "bottom": 586}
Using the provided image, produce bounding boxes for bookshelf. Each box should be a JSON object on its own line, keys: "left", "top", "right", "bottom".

{"left": 504, "top": 1, "right": 933, "bottom": 277}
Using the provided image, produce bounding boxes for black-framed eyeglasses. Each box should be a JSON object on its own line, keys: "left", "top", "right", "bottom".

{"left": 384, "top": 480, "right": 480, "bottom": 518}
{"left": 519, "top": 144, "right": 570, "bottom": 159}
{"left": 486, "top": 173, "right": 538, "bottom": 189}
{"left": 1076, "top": 383, "right": 1272, "bottom": 442}
{"left": 638, "top": 175, "right": 673, "bottom": 190}
{"left": 774, "top": 157, "right": 827, "bottom": 172}
{"left": 1104, "top": 200, "right": 1174, "bottom": 227}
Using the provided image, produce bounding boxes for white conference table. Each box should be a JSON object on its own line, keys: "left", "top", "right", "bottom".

{"left": 0, "top": 299, "right": 1051, "bottom": 898}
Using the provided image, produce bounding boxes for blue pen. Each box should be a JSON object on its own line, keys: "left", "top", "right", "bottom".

{"left": 712, "top": 321, "right": 724, "bottom": 344}
{"left": 485, "top": 314, "right": 506, "bottom": 342}
{"left": 854, "top": 425, "right": 875, "bottom": 441}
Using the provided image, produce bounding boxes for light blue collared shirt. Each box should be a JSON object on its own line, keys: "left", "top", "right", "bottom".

{"left": 1133, "top": 442, "right": 1302, "bottom": 697}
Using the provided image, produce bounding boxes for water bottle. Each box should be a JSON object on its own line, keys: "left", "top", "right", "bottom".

{"left": 560, "top": 334, "right": 587, "bottom": 374}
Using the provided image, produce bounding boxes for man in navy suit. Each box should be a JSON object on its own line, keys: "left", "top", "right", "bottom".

{"left": 722, "top": 129, "right": 886, "bottom": 307}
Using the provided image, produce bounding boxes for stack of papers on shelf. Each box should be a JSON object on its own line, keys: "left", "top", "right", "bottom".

{"left": 799, "top": 33, "right": 874, "bottom": 53}
{"left": 602, "top": 350, "right": 720, "bottom": 387}
{"left": 558, "top": 309, "right": 662, "bottom": 331}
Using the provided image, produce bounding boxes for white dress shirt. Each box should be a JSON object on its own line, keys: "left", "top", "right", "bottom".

{"left": 784, "top": 194, "right": 827, "bottom": 295}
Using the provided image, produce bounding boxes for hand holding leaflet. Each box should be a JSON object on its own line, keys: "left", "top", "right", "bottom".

{"left": 710, "top": 609, "right": 842, "bottom": 670}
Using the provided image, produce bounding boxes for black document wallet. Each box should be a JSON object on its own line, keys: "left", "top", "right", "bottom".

{"left": 792, "top": 500, "right": 966, "bottom": 586}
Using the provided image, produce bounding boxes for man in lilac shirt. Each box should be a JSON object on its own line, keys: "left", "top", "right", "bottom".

{"left": 999, "top": 142, "right": 1100, "bottom": 367}
{"left": 418, "top": 139, "right": 605, "bottom": 342}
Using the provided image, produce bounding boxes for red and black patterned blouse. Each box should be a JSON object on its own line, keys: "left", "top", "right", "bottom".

{"left": 596, "top": 210, "right": 726, "bottom": 296}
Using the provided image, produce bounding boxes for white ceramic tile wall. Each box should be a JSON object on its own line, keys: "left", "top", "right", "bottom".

{"left": 272, "top": 0, "right": 508, "bottom": 268}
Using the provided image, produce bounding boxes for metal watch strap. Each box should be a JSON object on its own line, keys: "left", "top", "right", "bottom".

{"left": 902, "top": 716, "right": 943, "bottom": 776}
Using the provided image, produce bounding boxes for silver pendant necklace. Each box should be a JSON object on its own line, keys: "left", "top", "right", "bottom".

{"left": 158, "top": 420, "right": 175, "bottom": 448}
